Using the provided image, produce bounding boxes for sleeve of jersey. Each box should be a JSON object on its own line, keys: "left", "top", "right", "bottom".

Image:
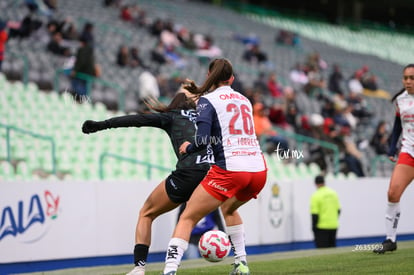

{"left": 186, "top": 97, "right": 213, "bottom": 153}
{"left": 106, "top": 113, "right": 170, "bottom": 129}
{"left": 388, "top": 114, "right": 402, "bottom": 157}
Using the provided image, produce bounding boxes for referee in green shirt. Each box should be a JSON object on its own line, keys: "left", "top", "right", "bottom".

{"left": 310, "top": 175, "right": 341, "bottom": 248}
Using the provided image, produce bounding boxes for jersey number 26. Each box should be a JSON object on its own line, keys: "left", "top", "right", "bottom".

{"left": 227, "top": 103, "right": 254, "bottom": 135}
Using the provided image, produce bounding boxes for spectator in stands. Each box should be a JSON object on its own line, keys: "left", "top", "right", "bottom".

{"left": 195, "top": 34, "right": 223, "bottom": 63}
{"left": 289, "top": 63, "right": 309, "bottom": 88}
{"left": 304, "top": 113, "right": 329, "bottom": 172}
{"left": 276, "top": 29, "right": 300, "bottom": 47}
{"left": 164, "top": 44, "right": 187, "bottom": 69}
{"left": 0, "top": 20, "right": 8, "bottom": 72}
{"left": 342, "top": 134, "right": 366, "bottom": 177}
{"left": 328, "top": 64, "right": 344, "bottom": 95}
{"left": 370, "top": 120, "right": 390, "bottom": 155}
{"left": 348, "top": 71, "right": 364, "bottom": 94}
{"left": 268, "top": 99, "right": 290, "bottom": 130}
{"left": 320, "top": 97, "right": 336, "bottom": 119}
{"left": 8, "top": 7, "right": 42, "bottom": 39}
{"left": 333, "top": 96, "right": 359, "bottom": 132}
{"left": 79, "top": 21, "right": 94, "bottom": 46}
{"left": 361, "top": 73, "right": 378, "bottom": 91}
{"left": 327, "top": 114, "right": 365, "bottom": 177}
{"left": 243, "top": 43, "right": 267, "bottom": 64}
{"left": 148, "top": 18, "right": 164, "bottom": 37}
{"left": 253, "top": 102, "right": 289, "bottom": 155}
{"left": 252, "top": 71, "right": 267, "bottom": 95}
{"left": 116, "top": 45, "right": 130, "bottom": 67}
{"left": 46, "top": 31, "right": 71, "bottom": 56}
{"left": 177, "top": 27, "right": 197, "bottom": 51}
{"left": 151, "top": 40, "right": 168, "bottom": 65}
{"left": 306, "top": 51, "right": 328, "bottom": 72}
{"left": 160, "top": 21, "right": 180, "bottom": 49}
{"left": 284, "top": 86, "right": 300, "bottom": 131}
{"left": 120, "top": 5, "right": 134, "bottom": 22}
{"left": 304, "top": 65, "right": 326, "bottom": 98}
{"left": 130, "top": 47, "right": 149, "bottom": 69}
{"left": 157, "top": 72, "right": 183, "bottom": 99}
{"left": 70, "top": 36, "right": 96, "bottom": 99}
{"left": 346, "top": 90, "right": 372, "bottom": 121}
{"left": 135, "top": 8, "right": 149, "bottom": 28}
{"left": 60, "top": 17, "right": 79, "bottom": 41}
{"left": 267, "top": 72, "right": 284, "bottom": 98}
{"left": 233, "top": 32, "right": 260, "bottom": 46}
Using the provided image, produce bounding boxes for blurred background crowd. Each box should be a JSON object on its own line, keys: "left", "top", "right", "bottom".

{"left": 1, "top": 0, "right": 411, "bottom": 181}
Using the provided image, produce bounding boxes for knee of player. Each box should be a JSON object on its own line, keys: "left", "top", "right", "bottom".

{"left": 387, "top": 189, "right": 401, "bottom": 203}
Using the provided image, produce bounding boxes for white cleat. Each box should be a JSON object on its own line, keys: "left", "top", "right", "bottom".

{"left": 126, "top": 266, "right": 145, "bottom": 275}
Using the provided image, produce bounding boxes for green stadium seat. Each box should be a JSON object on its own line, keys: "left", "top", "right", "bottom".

{"left": 15, "top": 161, "right": 32, "bottom": 180}
{"left": 0, "top": 161, "right": 15, "bottom": 179}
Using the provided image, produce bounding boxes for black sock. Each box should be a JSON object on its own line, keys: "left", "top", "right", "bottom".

{"left": 134, "top": 244, "right": 149, "bottom": 266}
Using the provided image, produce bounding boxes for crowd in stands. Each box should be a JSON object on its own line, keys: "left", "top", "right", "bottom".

{"left": 0, "top": 0, "right": 396, "bottom": 178}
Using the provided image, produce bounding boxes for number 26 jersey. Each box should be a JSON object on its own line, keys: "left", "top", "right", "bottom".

{"left": 196, "top": 86, "right": 266, "bottom": 172}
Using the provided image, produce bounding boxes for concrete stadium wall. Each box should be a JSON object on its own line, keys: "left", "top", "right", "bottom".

{"left": 1, "top": 177, "right": 414, "bottom": 264}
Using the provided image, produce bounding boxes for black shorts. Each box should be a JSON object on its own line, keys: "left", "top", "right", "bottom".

{"left": 165, "top": 168, "right": 208, "bottom": 203}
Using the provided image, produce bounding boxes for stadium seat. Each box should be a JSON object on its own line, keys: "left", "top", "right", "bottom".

{"left": 0, "top": 161, "right": 15, "bottom": 179}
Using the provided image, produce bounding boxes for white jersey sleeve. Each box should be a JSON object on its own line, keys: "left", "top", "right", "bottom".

{"left": 396, "top": 91, "right": 414, "bottom": 157}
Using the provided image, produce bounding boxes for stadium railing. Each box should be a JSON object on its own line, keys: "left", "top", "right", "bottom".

{"left": 371, "top": 155, "right": 393, "bottom": 177}
{"left": 271, "top": 126, "right": 340, "bottom": 174}
{"left": 0, "top": 122, "right": 57, "bottom": 175}
{"left": 98, "top": 152, "right": 171, "bottom": 180}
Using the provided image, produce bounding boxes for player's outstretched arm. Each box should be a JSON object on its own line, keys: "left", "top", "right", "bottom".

{"left": 82, "top": 114, "right": 166, "bottom": 134}
{"left": 82, "top": 120, "right": 109, "bottom": 134}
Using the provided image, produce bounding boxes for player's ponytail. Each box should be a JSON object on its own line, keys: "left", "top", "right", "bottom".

{"left": 144, "top": 93, "right": 196, "bottom": 113}
{"left": 391, "top": 63, "right": 414, "bottom": 102}
{"left": 183, "top": 58, "right": 233, "bottom": 97}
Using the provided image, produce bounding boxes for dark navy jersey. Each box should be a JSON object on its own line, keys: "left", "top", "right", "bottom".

{"left": 106, "top": 109, "right": 213, "bottom": 170}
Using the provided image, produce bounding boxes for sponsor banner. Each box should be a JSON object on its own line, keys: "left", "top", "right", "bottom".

{"left": 0, "top": 180, "right": 177, "bottom": 263}
{"left": 1, "top": 178, "right": 414, "bottom": 263}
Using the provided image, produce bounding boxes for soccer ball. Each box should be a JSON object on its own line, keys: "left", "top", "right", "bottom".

{"left": 198, "top": 230, "right": 231, "bottom": 262}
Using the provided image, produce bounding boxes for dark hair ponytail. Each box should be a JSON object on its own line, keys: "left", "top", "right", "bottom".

{"left": 183, "top": 58, "right": 233, "bottom": 97}
{"left": 391, "top": 63, "right": 414, "bottom": 102}
{"left": 144, "top": 93, "right": 196, "bottom": 113}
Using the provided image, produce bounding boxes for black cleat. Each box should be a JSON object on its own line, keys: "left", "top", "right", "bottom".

{"left": 373, "top": 239, "right": 397, "bottom": 254}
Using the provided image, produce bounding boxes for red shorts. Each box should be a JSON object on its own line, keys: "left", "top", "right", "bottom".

{"left": 397, "top": 152, "right": 414, "bottom": 167}
{"left": 200, "top": 165, "right": 267, "bottom": 202}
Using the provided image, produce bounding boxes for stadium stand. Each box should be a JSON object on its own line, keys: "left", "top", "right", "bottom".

{"left": 1, "top": 0, "right": 407, "bottom": 181}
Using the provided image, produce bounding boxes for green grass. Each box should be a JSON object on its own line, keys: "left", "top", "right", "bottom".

{"left": 144, "top": 245, "right": 414, "bottom": 275}
{"left": 19, "top": 241, "right": 414, "bottom": 275}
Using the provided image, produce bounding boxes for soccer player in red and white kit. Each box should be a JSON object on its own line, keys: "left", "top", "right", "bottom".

{"left": 162, "top": 58, "right": 267, "bottom": 275}
{"left": 374, "top": 64, "right": 414, "bottom": 254}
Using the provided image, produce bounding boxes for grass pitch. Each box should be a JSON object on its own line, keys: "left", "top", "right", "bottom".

{"left": 18, "top": 241, "right": 414, "bottom": 275}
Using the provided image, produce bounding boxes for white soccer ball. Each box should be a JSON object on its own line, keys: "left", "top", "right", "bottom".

{"left": 198, "top": 230, "right": 231, "bottom": 262}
